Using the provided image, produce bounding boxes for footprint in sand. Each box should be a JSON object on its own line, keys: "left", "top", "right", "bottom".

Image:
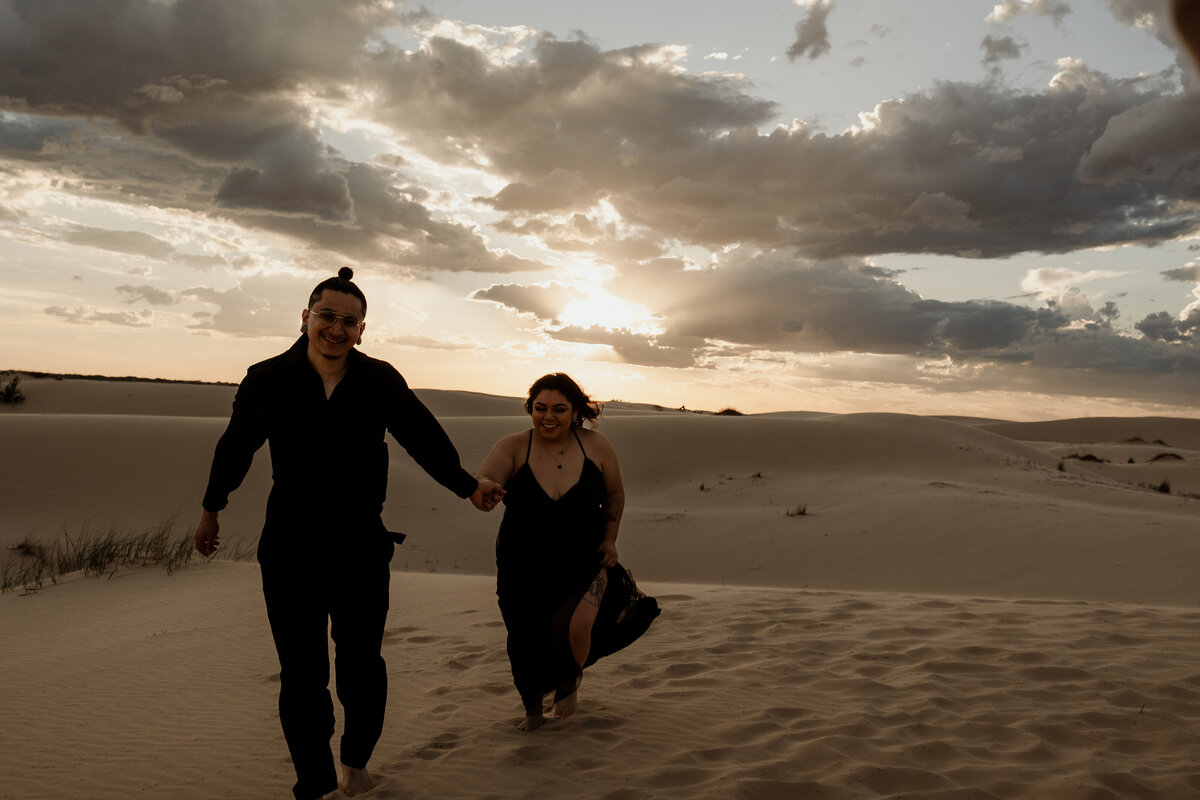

{"left": 661, "top": 662, "right": 710, "bottom": 679}
{"left": 413, "top": 731, "right": 462, "bottom": 760}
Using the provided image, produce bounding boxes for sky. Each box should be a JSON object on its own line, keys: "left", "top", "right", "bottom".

{"left": 2, "top": 0, "right": 1199, "bottom": 418}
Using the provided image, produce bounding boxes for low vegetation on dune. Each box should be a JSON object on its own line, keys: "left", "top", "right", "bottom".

{"left": 1, "top": 375, "right": 25, "bottom": 404}
{"left": 1, "top": 517, "right": 250, "bottom": 594}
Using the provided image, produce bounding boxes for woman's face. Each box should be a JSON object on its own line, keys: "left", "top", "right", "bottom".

{"left": 530, "top": 389, "right": 573, "bottom": 442}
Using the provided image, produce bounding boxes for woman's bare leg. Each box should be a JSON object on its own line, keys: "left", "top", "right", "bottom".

{"left": 552, "top": 568, "right": 607, "bottom": 720}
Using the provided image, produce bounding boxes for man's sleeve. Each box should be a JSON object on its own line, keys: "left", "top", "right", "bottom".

{"left": 201, "top": 374, "right": 268, "bottom": 512}
{"left": 385, "top": 368, "right": 479, "bottom": 499}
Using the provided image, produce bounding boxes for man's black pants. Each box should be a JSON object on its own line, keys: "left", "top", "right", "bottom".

{"left": 261, "top": 553, "right": 391, "bottom": 800}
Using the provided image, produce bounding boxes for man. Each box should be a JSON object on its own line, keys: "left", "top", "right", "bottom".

{"left": 195, "top": 267, "right": 502, "bottom": 799}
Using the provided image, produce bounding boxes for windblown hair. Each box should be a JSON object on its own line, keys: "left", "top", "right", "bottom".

{"left": 524, "top": 373, "right": 603, "bottom": 428}
{"left": 308, "top": 267, "right": 367, "bottom": 316}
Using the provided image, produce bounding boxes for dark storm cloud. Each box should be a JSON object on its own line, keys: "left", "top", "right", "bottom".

{"left": 366, "top": 33, "right": 776, "bottom": 186}
{"left": 471, "top": 282, "right": 585, "bottom": 321}
{"left": 0, "top": 0, "right": 387, "bottom": 126}
{"left": 427, "top": 39, "right": 1197, "bottom": 259}
{"left": 482, "top": 252, "right": 1199, "bottom": 400}
{"left": 548, "top": 325, "right": 702, "bottom": 368}
{"left": 1135, "top": 310, "right": 1194, "bottom": 341}
{"left": 0, "top": 0, "right": 538, "bottom": 273}
{"left": 627, "top": 256, "right": 1069, "bottom": 356}
{"left": 787, "top": 0, "right": 834, "bottom": 62}
{"left": 981, "top": 34, "right": 1026, "bottom": 65}
{"left": 10, "top": 3, "right": 1195, "bottom": 270}
{"left": 5, "top": 0, "right": 1200, "bottom": 401}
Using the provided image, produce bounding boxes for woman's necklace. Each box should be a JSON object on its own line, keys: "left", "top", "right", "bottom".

{"left": 544, "top": 434, "right": 570, "bottom": 469}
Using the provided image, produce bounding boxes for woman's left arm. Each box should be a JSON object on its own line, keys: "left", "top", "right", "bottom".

{"left": 594, "top": 432, "right": 624, "bottom": 567}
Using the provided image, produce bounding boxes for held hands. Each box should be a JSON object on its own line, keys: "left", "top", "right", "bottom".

{"left": 194, "top": 510, "right": 220, "bottom": 556}
{"left": 470, "top": 478, "right": 506, "bottom": 512}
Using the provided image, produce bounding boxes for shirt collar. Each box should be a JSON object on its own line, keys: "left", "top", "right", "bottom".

{"left": 283, "top": 334, "right": 364, "bottom": 373}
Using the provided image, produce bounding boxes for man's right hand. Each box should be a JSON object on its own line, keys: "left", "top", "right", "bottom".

{"left": 470, "top": 478, "right": 505, "bottom": 512}
{"left": 194, "top": 510, "right": 221, "bottom": 556}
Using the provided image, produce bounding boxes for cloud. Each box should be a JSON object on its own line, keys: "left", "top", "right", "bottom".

{"left": 182, "top": 273, "right": 314, "bottom": 337}
{"left": 387, "top": 334, "right": 479, "bottom": 351}
{"left": 1136, "top": 310, "right": 1193, "bottom": 341}
{"left": 4, "top": 1, "right": 1200, "bottom": 406}
{"left": 981, "top": 34, "right": 1026, "bottom": 65}
{"left": 474, "top": 168, "right": 590, "bottom": 213}
{"left": 369, "top": 33, "right": 775, "bottom": 178}
{"left": 1019, "top": 267, "right": 1129, "bottom": 319}
{"left": 1162, "top": 263, "right": 1200, "bottom": 282}
{"left": 61, "top": 226, "right": 176, "bottom": 260}
{"left": 414, "top": 39, "right": 1198, "bottom": 261}
{"left": 12, "top": 5, "right": 1195, "bottom": 274}
{"left": 987, "top": 0, "right": 1072, "bottom": 25}
{"left": 547, "top": 325, "right": 702, "bottom": 368}
{"left": 479, "top": 250, "right": 1200, "bottom": 403}
{"left": 471, "top": 282, "right": 586, "bottom": 321}
{"left": 0, "top": 2, "right": 543, "bottom": 275}
{"left": 787, "top": 0, "right": 834, "bottom": 61}
{"left": 45, "top": 305, "right": 152, "bottom": 327}
{"left": 116, "top": 284, "right": 178, "bottom": 306}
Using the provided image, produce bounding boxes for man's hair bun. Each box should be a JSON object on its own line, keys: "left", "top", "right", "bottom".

{"left": 338, "top": 266, "right": 354, "bottom": 281}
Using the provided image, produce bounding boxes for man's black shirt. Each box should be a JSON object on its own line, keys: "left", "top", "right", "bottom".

{"left": 203, "top": 336, "right": 478, "bottom": 554}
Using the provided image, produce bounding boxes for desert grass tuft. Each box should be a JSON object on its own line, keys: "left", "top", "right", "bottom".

{"left": 1, "top": 516, "right": 248, "bottom": 595}
{"left": 1, "top": 375, "right": 25, "bottom": 404}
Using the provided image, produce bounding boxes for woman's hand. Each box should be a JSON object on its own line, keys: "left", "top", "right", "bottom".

{"left": 598, "top": 539, "right": 618, "bottom": 568}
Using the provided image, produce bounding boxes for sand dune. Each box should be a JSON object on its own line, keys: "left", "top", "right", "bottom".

{"left": 3, "top": 381, "right": 1197, "bottom": 604}
{"left": 3, "top": 377, "right": 1200, "bottom": 799}
{"left": 6, "top": 565, "right": 1200, "bottom": 799}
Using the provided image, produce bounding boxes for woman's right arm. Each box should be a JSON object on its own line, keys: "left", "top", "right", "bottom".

{"left": 477, "top": 433, "right": 519, "bottom": 488}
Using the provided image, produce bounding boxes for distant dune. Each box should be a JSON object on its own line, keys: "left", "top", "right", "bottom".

{"left": 4, "top": 375, "right": 1200, "bottom": 799}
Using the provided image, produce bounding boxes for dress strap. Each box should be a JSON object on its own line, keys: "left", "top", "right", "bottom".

{"left": 524, "top": 429, "right": 533, "bottom": 466}
{"left": 572, "top": 426, "right": 588, "bottom": 460}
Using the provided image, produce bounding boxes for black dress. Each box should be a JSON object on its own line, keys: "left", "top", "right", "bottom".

{"left": 496, "top": 429, "right": 660, "bottom": 714}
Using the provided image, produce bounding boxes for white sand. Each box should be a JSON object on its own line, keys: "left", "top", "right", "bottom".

{"left": 3, "top": 375, "right": 1200, "bottom": 798}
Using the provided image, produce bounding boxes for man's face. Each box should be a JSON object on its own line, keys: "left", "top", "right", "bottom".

{"left": 303, "top": 290, "right": 366, "bottom": 361}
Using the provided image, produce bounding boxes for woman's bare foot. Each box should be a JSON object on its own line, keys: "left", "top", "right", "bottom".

{"left": 551, "top": 690, "right": 578, "bottom": 720}
{"left": 339, "top": 763, "right": 376, "bottom": 797}
{"left": 517, "top": 711, "right": 546, "bottom": 731}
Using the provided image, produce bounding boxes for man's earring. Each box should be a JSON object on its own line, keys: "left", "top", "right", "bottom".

{"left": 301, "top": 324, "right": 308, "bottom": 333}
{"left": 356, "top": 336, "right": 362, "bottom": 345}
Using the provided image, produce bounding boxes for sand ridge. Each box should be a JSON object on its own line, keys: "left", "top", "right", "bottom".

{"left": 6, "top": 565, "right": 1200, "bottom": 799}
{"left": 4, "top": 377, "right": 1200, "bottom": 798}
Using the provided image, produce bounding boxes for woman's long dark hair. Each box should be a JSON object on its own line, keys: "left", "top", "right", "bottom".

{"left": 524, "top": 373, "right": 603, "bottom": 428}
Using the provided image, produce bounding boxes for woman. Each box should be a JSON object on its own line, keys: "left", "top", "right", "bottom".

{"left": 476, "top": 373, "right": 660, "bottom": 731}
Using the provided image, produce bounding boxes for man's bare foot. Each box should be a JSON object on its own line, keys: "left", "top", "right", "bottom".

{"left": 339, "top": 763, "right": 376, "bottom": 797}
{"left": 551, "top": 690, "right": 578, "bottom": 720}
{"left": 517, "top": 712, "right": 546, "bottom": 732}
